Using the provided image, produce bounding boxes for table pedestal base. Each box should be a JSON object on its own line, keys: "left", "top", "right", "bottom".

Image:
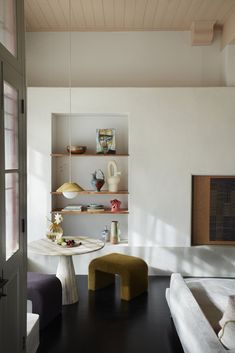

{"left": 56, "top": 256, "right": 78, "bottom": 305}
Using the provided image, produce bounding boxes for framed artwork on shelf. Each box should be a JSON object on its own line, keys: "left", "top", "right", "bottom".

{"left": 96, "top": 128, "right": 116, "bottom": 154}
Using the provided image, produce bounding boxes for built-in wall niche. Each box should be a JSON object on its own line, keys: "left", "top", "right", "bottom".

{"left": 51, "top": 113, "right": 129, "bottom": 241}
{"left": 192, "top": 176, "right": 235, "bottom": 245}
{"left": 52, "top": 113, "right": 128, "bottom": 154}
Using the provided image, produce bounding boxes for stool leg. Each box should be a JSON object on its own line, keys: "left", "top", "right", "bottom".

{"left": 88, "top": 269, "right": 115, "bottom": 291}
{"left": 120, "top": 274, "right": 131, "bottom": 301}
{"left": 121, "top": 269, "right": 148, "bottom": 301}
{"left": 56, "top": 255, "right": 78, "bottom": 305}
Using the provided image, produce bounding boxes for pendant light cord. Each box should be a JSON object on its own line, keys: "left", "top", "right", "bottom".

{"left": 68, "top": 0, "right": 72, "bottom": 183}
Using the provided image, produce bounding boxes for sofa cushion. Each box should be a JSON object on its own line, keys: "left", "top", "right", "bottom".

{"left": 218, "top": 321, "right": 235, "bottom": 350}
{"left": 186, "top": 278, "right": 235, "bottom": 333}
{"left": 218, "top": 296, "right": 235, "bottom": 350}
{"left": 219, "top": 296, "right": 235, "bottom": 327}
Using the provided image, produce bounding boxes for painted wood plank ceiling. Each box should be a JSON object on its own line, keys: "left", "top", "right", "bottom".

{"left": 25, "top": 0, "right": 235, "bottom": 32}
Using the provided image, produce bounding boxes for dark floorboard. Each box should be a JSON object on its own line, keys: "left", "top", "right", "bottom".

{"left": 37, "top": 276, "right": 184, "bottom": 353}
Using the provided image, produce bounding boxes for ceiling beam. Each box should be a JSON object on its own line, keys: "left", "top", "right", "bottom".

{"left": 191, "top": 21, "right": 215, "bottom": 46}
{"left": 222, "top": 8, "right": 235, "bottom": 49}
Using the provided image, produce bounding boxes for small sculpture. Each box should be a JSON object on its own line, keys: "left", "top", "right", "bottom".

{"left": 91, "top": 169, "right": 105, "bottom": 192}
{"left": 110, "top": 199, "right": 121, "bottom": 212}
{"left": 107, "top": 160, "right": 121, "bottom": 192}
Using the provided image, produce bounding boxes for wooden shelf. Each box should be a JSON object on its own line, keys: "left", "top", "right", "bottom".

{"left": 51, "top": 190, "right": 129, "bottom": 195}
{"left": 51, "top": 153, "right": 129, "bottom": 157}
{"left": 51, "top": 208, "right": 129, "bottom": 215}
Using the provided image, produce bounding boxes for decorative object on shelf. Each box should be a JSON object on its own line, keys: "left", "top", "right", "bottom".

{"left": 90, "top": 169, "right": 105, "bottom": 192}
{"left": 56, "top": 0, "right": 84, "bottom": 200}
{"left": 96, "top": 128, "right": 116, "bottom": 154}
{"left": 56, "top": 182, "right": 84, "bottom": 199}
{"left": 107, "top": 160, "right": 121, "bottom": 192}
{"left": 110, "top": 221, "right": 119, "bottom": 244}
{"left": 46, "top": 213, "right": 63, "bottom": 241}
{"left": 101, "top": 225, "right": 110, "bottom": 242}
{"left": 62, "top": 204, "right": 83, "bottom": 212}
{"left": 110, "top": 199, "right": 121, "bottom": 212}
{"left": 87, "top": 204, "right": 105, "bottom": 212}
{"left": 67, "top": 145, "right": 87, "bottom": 154}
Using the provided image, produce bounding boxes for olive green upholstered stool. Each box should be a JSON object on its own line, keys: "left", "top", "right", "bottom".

{"left": 88, "top": 253, "right": 148, "bottom": 301}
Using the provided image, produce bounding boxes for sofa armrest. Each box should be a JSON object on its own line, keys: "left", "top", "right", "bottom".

{"left": 167, "top": 273, "right": 226, "bottom": 353}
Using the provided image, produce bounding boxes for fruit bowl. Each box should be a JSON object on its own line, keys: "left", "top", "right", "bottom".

{"left": 67, "top": 145, "right": 87, "bottom": 154}
{"left": 56, "top": 238, "right": 82, "bottom": 247}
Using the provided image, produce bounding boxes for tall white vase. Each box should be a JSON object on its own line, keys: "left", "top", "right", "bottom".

{"left": 110, "top": 221, "right": 119, "bottom": 244}
{"left": 107, "top": 160, "right": 121, "bottom": 192}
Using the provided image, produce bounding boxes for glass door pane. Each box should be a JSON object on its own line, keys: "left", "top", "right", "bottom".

{"left": 0, "top": 0, "right": 17, "bottom": 56}
{"left": 4, "top": 81, "right": 18, "bottom": 170}
{"left": 4, "top": 80, "right": 19, "bottom": 261}
{"left": 5, "top": 173, "right": 19, "bottom": 260}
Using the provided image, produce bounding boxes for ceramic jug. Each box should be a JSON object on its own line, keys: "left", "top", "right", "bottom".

{"left": 110, "top": 221, "right": 119, "bottom": 244}
{"left": 107, "top": 160, "right": 121, "bottom": 192}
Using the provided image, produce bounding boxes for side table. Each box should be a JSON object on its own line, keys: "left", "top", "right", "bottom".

{"left": 28, "top": 237, "right": 104, "bottom": 305}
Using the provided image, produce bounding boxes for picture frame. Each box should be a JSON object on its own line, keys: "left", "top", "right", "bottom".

{"left": 96, "top": 128, "right": 116, "bottom": 154}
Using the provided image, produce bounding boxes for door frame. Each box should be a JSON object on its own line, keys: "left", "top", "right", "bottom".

{"left": 0, "top": 0, "right": 27, "bottom": 351}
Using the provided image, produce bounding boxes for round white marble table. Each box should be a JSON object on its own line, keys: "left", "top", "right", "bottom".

{"left": 28, "top": 237, "right": 104, "bottom": 305}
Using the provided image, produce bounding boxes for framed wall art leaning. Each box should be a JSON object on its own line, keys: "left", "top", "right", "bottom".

{"left": 96, "top": 128, "right": 116, "bottom": 154}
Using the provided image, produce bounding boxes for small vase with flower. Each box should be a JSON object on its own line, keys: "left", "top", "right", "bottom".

{"left": 46, "top": 213, "right": 63, "bottom": 241}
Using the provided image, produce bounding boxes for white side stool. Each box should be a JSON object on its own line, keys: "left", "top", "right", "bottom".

{"left": 27, "top": 312, "right": 39, "bottom": 353}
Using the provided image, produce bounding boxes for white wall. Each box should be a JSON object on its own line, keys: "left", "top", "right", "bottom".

{"left": 221, "top": 44, "right": 235, "bottom": 86}
{"left": 26, "top": 31, "right": 224, "bottom": 87}
{"left": 27, "top": 87, "right": 235, "bottom": 276}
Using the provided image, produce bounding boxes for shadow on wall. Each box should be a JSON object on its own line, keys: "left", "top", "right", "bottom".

{"left": 143, "top": 245, "right": 235, "bottom": 277}
{"left": 130, "top": 205, "right": 189, "bottom": 247}
{"left": 27, "top": 147, "right": 51, "bottom": 242}
{"left": 128, "top": 200, "right": 235, "bottom": 276}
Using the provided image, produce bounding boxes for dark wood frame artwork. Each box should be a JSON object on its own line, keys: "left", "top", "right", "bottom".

{"left": 192, "top": 175, "right": 235, "bottom": 245}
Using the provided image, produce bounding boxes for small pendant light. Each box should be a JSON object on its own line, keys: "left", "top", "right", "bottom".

{"left": 56, "top": 0, "right": 84, "bottom": 199}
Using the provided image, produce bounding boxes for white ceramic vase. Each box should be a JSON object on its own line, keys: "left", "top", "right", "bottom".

{"left": 107, "top": 160, "right": 121, "bottom": 192}
{"left": 110, "top": 221, "right": 119, "bottom": 244}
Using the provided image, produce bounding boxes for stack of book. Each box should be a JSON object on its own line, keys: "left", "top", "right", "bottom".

{"left": 62, "top": 205, "right": 83, "bottom": 212}
{"left": 87, "top": 204, "right": 105, "bottom": 212}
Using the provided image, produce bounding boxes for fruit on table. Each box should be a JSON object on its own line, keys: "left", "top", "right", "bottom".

{"left": 56, "top": 238, "right": 82, "bottom": 247}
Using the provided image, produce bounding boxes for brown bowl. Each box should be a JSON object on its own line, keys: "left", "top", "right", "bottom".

{"left": 67, "top": 145, "right": 87, "bottom": 154}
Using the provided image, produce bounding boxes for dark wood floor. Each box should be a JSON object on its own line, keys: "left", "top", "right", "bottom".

{"left": 37, "top": 276, "right": 184, "bottom": 353}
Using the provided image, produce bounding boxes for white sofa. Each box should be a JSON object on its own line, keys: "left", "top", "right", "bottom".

{"left": 166, "top": 273, "right": 235, "bottom": 353}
